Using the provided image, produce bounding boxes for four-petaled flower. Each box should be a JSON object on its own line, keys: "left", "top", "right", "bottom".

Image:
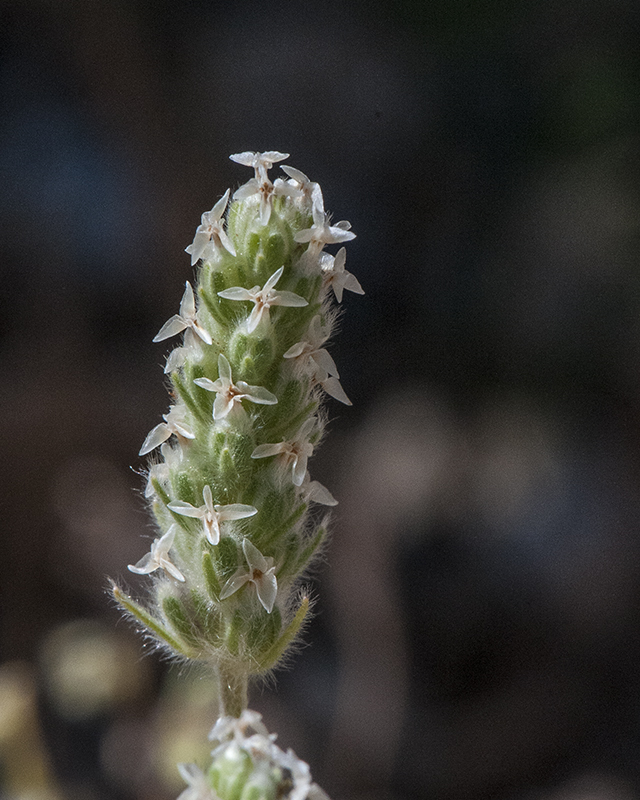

{"left": 220, "top": 539, "right": 278, "bottom": 613}
{"left": 139, "top": 405, "right": 195, "bottom": 456}
{"left": 281, "top": 165, "right": 320, "bottom": 206}
{"left": 153, "top": 281, "right": 213, "bottom": 346}
{"left": 185, "top": 188, "right": 236, "bottom": 266}
{"left": 283, "top": 315, "right": 339, "bottom": 377}
{"left": 168, "top": 485, "right": 257, "bottom": 546}
{"left": 128, "top": 525, "right": 185, "bottom": 582}
{"left": 194, "top": 354, "right": 278, "bottom": 420}
{"left": 321, "top": 247, "right": 364, "bottom": 303}
{"left": 294, "top": 187, "right": 356, "bottom": 261}
{"left": 251, "top": 418, "right": 316, "bottom": 486}
{"left": 229, "top": 150, "right": 289, "bottom": 182}
{"left": 218, "top": 267, "right": 308, "bottom": 333}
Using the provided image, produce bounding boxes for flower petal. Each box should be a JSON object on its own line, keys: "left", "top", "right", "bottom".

{"left": 153, "top": 315, "right": 188, "bottom": 343}
{"left": 251, "top": 443, "right": 287, "bottom": 459}
{"left": 220, "top": 569, "right": 251, "bottom": 600}
{"left": 255, "top": 570, "right": 278, "bottom": 613}
{"left": 217, "top": 504, "right": 258, "bottom": 521}
{"left": 167, "top": 501, "right": 204, "bottom": 518}
{"left": 139, "top": 423, "right": 171, "bottom": 456}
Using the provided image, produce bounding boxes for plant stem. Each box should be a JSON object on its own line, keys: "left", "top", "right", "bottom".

{"left": 217, "top": 666, "right": 248, "bottom": 718}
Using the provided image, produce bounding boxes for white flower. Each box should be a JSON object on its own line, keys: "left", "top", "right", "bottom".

{"left": 164, "top": 328, "right": 204, "bottom": 374}
{"left": 194, "top": 354, "right": 278, "bottom": 421}
{"left": 185, "top": 189, "right": 236, "bottom": 266}
{"left": 177, "top": 763, "right": 218, "bottom": 800}
{"left": 128, "top": 525, "right": 185, "bottom": 582}
{"left": 251, "top": 418, "right": 315, "bottom": 486}
{"left": 233, "top": 175, "right": 299, "bottom": 226}
{"left": 283, "top": 315, "right": 339, "bottom": 377}
{"left": 153, "top": 282, "right": 213, "bottom": 346}
{"left": 280, "top": 165, "right": 319, "bottom": 208}
{"left": 294, "top": 188, "right": 355, "bottom": 260}
{"left": 220, "top": 539, "right": 278, "bottom": 613}
{"left": 168, "top": 485, "right": 257, "bottom": 546}
{"left": 321, "top": 247, "right": 364, "bottom": 303}
{"left": 218, "top": 267, "right": 308, "bottom": 333}
{"left": 230, "top": 150, "right": 289, "bottom": 182}
{"left": 139, "top": 405, "right": 195, "bottom": 456}
{"left": 315, "top": 368, "right": 352, "bottom": 406}
{"left": 209, "top": 709, "right": 270, "bottom": 747}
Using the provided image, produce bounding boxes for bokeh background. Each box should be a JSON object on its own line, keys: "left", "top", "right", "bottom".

{"left": 3, "top": 0, "right": 640, "bottom": 798}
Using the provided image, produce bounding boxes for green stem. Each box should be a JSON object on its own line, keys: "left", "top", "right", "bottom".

{"left": 217, "top": 666, "right": 248, "bottom": 718}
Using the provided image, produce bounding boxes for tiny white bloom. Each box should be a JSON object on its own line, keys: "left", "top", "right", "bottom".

{"left": 177, "top": 763, "right": 218, "bottom": 800}
{"left": 251, "top": 418, "right": 315, "bottom": 486}
{"left": 209, "top": 709, "right": 270, "bottom": 746}
{"left": 153, "top": 282, "right": 213, "bottom": 346}
{"left": 230, "top": 150, "right": 289, "bottom": 182}
{"left": 283, "top": 315, "right": 339, "bottom": 377}
{"left": 164, "top": 328, "right": 204, "bottom": 374}
{"left": 220, "top": 539, "right": 278, "bottom": 613}
{"left": 218, "top": 267, "right": 308, "bottom": 333}
{"left": 294, "top": 188, "right": 356, "bottom": 260}
{"left": 233, "top": 175, "right": 299, "bottom": 226}
{"left": 139, "top": 405, "right": 195, "bottom": 456}
{"left": 321, "top": 247, "right": 364, "bottom": 303}
{"left": 185, "top": 188, "right": 236, "bottom": 266}
{"left": 128, "top": 525, "right": 185, "bottom": 582}
{"left": 280, "top": 165, "right": 319, "bottom": 207}
{"left": 168, "top": 485, "right": 257, "bottom": 546}
{"left": 194, "top": 354, "right": 278, "bottom": 420}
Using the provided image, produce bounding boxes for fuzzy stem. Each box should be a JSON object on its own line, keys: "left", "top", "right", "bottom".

{"left": 217, "top": 666, "right": 248, "bottom": 718}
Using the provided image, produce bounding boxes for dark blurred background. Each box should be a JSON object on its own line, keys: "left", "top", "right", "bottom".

{"left": 3, "top": 0, "right": 640, "bottom": 798}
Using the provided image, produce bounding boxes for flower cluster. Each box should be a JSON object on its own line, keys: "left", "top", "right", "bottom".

{"left": 178, "top": 711, "right": 329, "bottom": 800}
{"left": 112, "top": 151, "right": 363, "bottom": 722}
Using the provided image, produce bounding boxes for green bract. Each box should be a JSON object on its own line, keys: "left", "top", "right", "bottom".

{"left": 112, "top": 151, "right": 362, "bottom": 719}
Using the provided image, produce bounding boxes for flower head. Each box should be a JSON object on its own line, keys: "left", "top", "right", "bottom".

{"left": 185, "top": 189, "right": 236, "bottom": 266}
{"left": 153, "top": 281, "right": 213, "bottom": 346}
{"left": 168, "top": 485, "right": 257, "bottom": 546}
{"left": 128, "top": 525, "right": 185, "bottom": 582}
{"left": 220, "top": 539, "right": 278, "bottom": 613}
{"left": 218, "top": 267, "right": 308, "bottom": 333}
{"left": 194, "top": 354, "right": 278, "bottom": 420}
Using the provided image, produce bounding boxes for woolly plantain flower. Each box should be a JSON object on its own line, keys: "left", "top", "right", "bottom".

{"left": 113, "top": 151, "right": 364, "bottom": 730}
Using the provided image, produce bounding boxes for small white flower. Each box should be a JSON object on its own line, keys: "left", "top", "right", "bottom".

{"left": 128, "top": 525, "right": 185, "bottom": 582}
{"left": 233, "top": 175, "right": 299, "bottom": 226}
{"left": 153, "top": 282, "right": 213, "bottom": 346}
{"left": 280, "top": 165, "right": 319, "bottom": 207}
{"left": 230, "top": 151, "right": 289, "bottom": 182}
{"left": 139, "top": 405, "right": 195, "bottom": 456}
{"left": 218, "top": 267, "right": 308, "bottom": 333}
{"left": 321, "top": 247, "right": 364, "bottom": 303}
{"left": 210, "top": 709, "right": 270, "bottom": 747}
{"left": 164, "top": 328, "right": 204, "bottom": 374}
{"left": 194, "top": 354, "right": 278, "bottom": 421}
{"left": 168, "top": 485, "right": 257, "bottom": 546}
{"left": 283, "top": 315, "right": 339, "bottom": 377}
{"left": 177, "top": 763, "right": 218, "bottom": 800}
{"left": 220, "top": 539, "right": 278, "bottom": 613}
{"left": 185, "top": 189, "right": 236, "bottom": 266}
{"left": 294, "top": 188, "right": 355, "bottom": 261}
{"left": 251, "top": 418, "right": 315, "bottom": 486}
